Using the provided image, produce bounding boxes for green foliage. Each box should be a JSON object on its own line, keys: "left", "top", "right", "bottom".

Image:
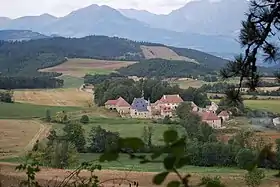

{"left": 0, "top": 36, "right": 143, "bottom": 77}
{"left": 0, "top": 90, "right": 13, "bottom": 103}
{"left": 80, "top": 115, "right": 90, "bottom": 124}
{"left": 88, "top": 126, "right": 120, "bottom": 153}
{"left": 235, "top": 148, "right": 257, "bottom": 169}
{"left": 0, "top": 102, "right": 81, "bottom": 119}
{"left": 245, "top": 169, "right": 265, "bottom": 187}
{"left": 142, "top": 125, "right": 154, "bottom": 148}
{"left": 63, "top": 122, "right": 86, "bottom": 153}
{"left": 200, "top": 176, "right": 225, "bottom": 187}
{"left": 15, "top": 158, "right": 41, "bottom": 187}
{"left": 45, "top": 109, "right": 51, "bottom": 122}
{"left": 117, "top": 59, "right": 215, "bottom": 78}
{"left": 94, "top": 78, "right": 210, "bottom": 106}
{"left": 0, "top": 76, "right": 64, "bottom": 89}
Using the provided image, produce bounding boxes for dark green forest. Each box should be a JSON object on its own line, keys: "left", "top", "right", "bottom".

{"left": 117, "top": 59, "right": 217, "bottom": 78}
{"left": 0, "top": 76, "right": 64, "bottom": 89}
{"left": 0, "top": 35, "right": 231, "bottom": 77}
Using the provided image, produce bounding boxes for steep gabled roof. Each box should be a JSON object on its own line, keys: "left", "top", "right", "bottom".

{"left": 105, "top": 99, "right": 118, "bottom": 105}
{"left": 116, "top": 97, "right": 130, "bottom": 107}
{"left": 159, "top": 94, "right": 184, "bottom": 104}
{"left": 105, "top": 97, "right": 130, "bottom": 107}
{"left": 201, "top": 112, "right": 220, "bottom": 121}
{"left": 131, "top": 98, "right": 149, "bottom": 112}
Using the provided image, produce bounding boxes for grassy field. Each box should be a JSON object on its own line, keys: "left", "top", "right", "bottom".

{"left": 39, "top": 58, "right": 136, "bottom": 78}
{"left": 140, "top": 45, "right": 198, "bottom": 63}
{"left": 244, "top": 100, "right": 280, "bottom": 113}
{"left": 0, "top": 102, "right": 81, "bottom": 119}
{"left": 170, "top": 78, "right": 206, "bottom": 89}
{"left": 212, "top": 99, "right": 280, "bottom": 113}
{"left": 0, "top": 120, "right": 45, "bottom": 158}
{"left": 14, "top": 88, "right": 92, "bottom": 107}
{"left": 53, "top": 117, "right": 179, "bottom": 145}
{"left": 60, "top": 75, "right": 84, "bottom": 88}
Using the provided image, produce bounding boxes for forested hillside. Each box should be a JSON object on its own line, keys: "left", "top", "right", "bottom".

{"left": 117, "top": 59, "right": 218, "bottom": 78}
{"left": 0, "top": 30, "right": 49, "bottom": 41}
{"left": 0, "top": 36, "right": 143, "bottom": 76}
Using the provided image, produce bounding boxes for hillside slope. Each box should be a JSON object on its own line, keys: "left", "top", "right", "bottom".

{"left": 0, "top": 35, "right": 230, "bottom": 76}
{"left": 0, "top": 30, "right": 49, "bottom": 41}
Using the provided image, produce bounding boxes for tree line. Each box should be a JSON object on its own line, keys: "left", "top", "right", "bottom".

{"left": 117, "top": 59, "right": 217, "bottom": 78}
{"left": 0, "top": 76, "right": 64, "bottom": 89}
{"left": 94, "top": 78, "right": 210, "bottom": 107}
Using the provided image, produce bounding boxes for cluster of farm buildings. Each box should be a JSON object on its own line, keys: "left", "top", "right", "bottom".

{"left": 105, "top": 94, "right": 230, "bottom": 129}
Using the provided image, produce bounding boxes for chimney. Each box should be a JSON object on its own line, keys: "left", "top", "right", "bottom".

{"left": 163, "top": 95, "right": 166, "bottom": 99}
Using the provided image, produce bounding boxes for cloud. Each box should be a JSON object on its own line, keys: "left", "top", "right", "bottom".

{"left": 0, "top": 0, "right": 191, "bottom": 18}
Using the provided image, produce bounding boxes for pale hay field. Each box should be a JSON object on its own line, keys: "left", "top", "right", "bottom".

{"left": 14, "top": 88, "right": 93, "bottom": 107}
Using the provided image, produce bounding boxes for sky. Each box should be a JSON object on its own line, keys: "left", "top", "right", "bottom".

{"left": 0, "top": 0, "right": 193, "bottom": 18}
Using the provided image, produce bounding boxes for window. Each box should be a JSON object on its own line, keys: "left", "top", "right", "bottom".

{"left": 135, "top": 112, "right": 137, "bottom": 115}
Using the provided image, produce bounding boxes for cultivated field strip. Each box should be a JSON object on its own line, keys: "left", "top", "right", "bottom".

{"left": 39, "top": 58, "right": 136, "bottom": 78}
{"left": 0, "top": 120, "right": 45, "bottom": 158}
{"left": 141, "top": 45, "right": 199, "bottom": 63}
{"left": 14, "top": 88, "right": 92, "bottom": 107}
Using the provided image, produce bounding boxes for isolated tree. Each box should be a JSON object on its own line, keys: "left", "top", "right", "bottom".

{"left": 142, "top": 125, "right": 154, "bottom": 148}
{"left": 221, "top": 0, "right": 280, "bottom": 101}
{"left": 235, "top": 148, "right": 257, "bottom": 169}
{"left": 80, "top": 115, "right": 90, "bottom": 124}
{"left": 63, "top": 123, "right": 86, "bottom": 153}
{"left": 45, "top": 109, "right": 51, "bottom": 122}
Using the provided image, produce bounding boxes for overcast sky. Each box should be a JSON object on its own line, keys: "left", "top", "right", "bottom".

{"left": 0, "top": 0, "right": 193, "bottom": 18}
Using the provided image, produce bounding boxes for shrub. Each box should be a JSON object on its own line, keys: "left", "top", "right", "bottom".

{"left": 80, "top": 115, "right": 90, "bottom": 124}
{"left": 235, "top": 148, "right": 257, "bottom": 169}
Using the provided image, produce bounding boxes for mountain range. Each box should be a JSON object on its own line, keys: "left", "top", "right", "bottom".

{"left": 0, "top": 0, "right": 249, "bottom": 58}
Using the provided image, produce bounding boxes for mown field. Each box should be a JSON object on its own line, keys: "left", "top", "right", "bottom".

{"left": 52, "top": 117, "right": 176, "bottom": 146}
{"left": 212, "top": 99, "right": 280, "bottom": 113}
{"left": 60, "top": 75, "right": 84, "bottom": 88}
{"left": 0, "top": 120, "right": 45, "bottom": 158}
{"left": 14, "top": 88, "right": 93, "bottom": 107}
{"left": 40, "top": 58, "right": 136, "bottom": 78}
{"left": 0, "top": 102, "right": 81, "bottom": 119}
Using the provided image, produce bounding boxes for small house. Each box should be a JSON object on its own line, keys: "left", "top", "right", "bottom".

{"left": 218, "top": 111, "right": 230, "bottom": 123}
{"left": 105, "top": 97, "right": 131, "bottom": 114}
{"left": 200, "top": 111, "right": 222, "bottom": 129}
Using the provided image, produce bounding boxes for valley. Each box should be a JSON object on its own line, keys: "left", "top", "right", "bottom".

{"left": 0, "top": 6, "right": 280, "bottom": 185}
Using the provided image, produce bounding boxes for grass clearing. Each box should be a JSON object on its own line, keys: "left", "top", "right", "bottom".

{"left": 141, "top": 45, "right": 199, "bottom": 63}
{"left": 52, "top": 116, "right": 179, "bottom": 145}
{"left": 14, "top": 88, "right": 92, "bottom": 107}
{"left": 244, "top": 100, "right": 280, "bottom": 113}
{"left": 0, "top": 102, "right": 81, "bottom": 119}
{"left": 170, "top": 78, "right": 205, "bottom": 89}
{"left": 0, "top": 120, "right": 43, "bottom": 157}
{"left": 211, "top": 99, "right": 280, "bottom": 113}
{"left": 60, "top": 75, "right": 84, "bottom": 88}
{"left": 39, "top": 58, "right": 136, "bottom": 78}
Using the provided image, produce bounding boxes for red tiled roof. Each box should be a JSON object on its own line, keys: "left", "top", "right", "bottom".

{"left": 218, "top": 111, "right": 230, "bottom": 117}
{"left": 116, "top": 97, "right": 131, "bottom": 107}
{"left": 105, "top": 99, "right": 118, "bottom": 105}
{"left": 201, "top": 112, "right": 220, "bottom": 121}
{"left": 159, "top": 95, "right": 184, "bottom": 104}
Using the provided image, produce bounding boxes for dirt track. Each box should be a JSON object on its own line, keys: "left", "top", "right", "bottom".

{"left": 1, "top": 163, "right": 279, "bottom": 187}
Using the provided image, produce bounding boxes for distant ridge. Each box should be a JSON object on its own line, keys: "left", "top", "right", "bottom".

{"left": 0, "top": 30, "right": 49, "bottom": 41}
